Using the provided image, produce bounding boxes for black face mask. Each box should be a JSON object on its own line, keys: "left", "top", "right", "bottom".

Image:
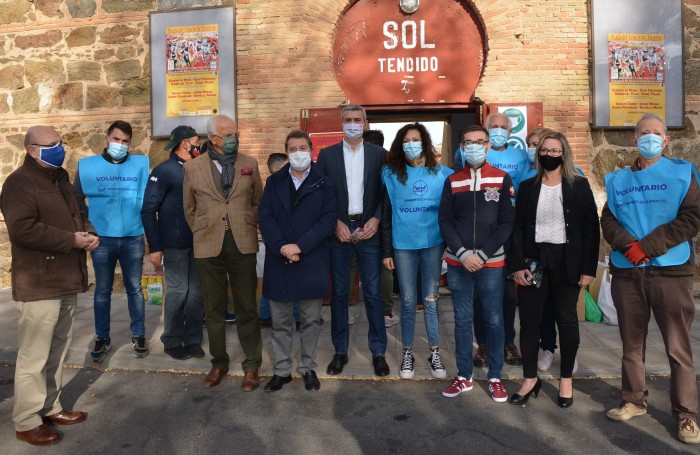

{"left": 189, "top": 145, "right": 200, "bottom": 158}
{"left": 539, "top": 154, "right": 563, "bottom": 171}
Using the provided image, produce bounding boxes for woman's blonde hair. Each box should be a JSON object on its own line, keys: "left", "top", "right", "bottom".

{"left": 535, "top": 131, "right": 579, "bottom": 184}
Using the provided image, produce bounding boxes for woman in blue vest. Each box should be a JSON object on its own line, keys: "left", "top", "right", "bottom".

{"left": 381, "top": 122, "right": 453, "bottom": 379}
{"left": 508, "top": 131, "right": 599, "bottom": 408}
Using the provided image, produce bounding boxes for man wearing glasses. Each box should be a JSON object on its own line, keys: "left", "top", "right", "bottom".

{"left": 439, "top": 125, "right": 515, "bottom": 402}
{"left": 183, "top": 114, "right": 264, "bottom": 390}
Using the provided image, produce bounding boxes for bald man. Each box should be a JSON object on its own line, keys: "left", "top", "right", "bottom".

{"left": 183, "top": 115, "right": 263, "bottom": 390}
{"left": 1, "top": 126, "right": 99, "bottom": 445}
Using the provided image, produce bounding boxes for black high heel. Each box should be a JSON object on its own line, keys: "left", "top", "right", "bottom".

{"left": 509, "top": 378, "right": 542, "bottom": 405}
{"left": 558, "top": 395, "right": 574, "bottom": 408}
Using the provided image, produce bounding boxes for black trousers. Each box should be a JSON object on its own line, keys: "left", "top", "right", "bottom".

{"left": 518, "top": 247, "right": 580, "bottom": 379}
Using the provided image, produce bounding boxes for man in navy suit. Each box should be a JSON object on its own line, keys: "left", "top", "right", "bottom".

{"left": 315, "top": 104, "right": 390, "bottom": 376}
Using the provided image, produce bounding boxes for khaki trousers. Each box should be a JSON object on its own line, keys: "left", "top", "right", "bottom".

{"left": 13, "top": 295, "right": 76, "bottom": 431}
{"left": 270, "top": 299, "right": 323, "bottom": 376}
{"left": 611, "top": 272, "right": 697, "bottom": 420}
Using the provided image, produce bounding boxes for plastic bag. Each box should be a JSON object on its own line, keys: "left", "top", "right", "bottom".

{"left": 584, "top": 288, "right": 603, "bottom": 323}
{"left": 142, "top": 271, "right": 163, "bottom": 305}
{"left": 597, "top": 269, "right": 618, "bottom": 325}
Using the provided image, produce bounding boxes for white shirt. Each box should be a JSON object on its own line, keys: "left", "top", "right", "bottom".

{"left": 535, "top": 183, "right": 566, "bottom": 244}
{"left": 343, "top": 139, "right": 364, "bottom": 215}
{"left": 289, "top": 166, "right": 310, "bottom": 190}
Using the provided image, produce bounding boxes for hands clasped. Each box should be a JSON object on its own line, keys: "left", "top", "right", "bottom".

{"left": 74, "top": 232, "right": 100, "bottom": 251}
{"left": 280, "top": 244, "right": 301, "bottom": 263}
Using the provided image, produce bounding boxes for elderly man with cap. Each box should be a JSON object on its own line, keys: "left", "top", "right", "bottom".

{"left": 2, "top": 125, "right": 98, "bottom": 445}
{"left": 141, "top": 125, "right": 204, "bottom": 360}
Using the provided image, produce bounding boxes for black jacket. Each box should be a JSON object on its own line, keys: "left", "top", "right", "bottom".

{"left": 315, "top": 141, "right": 387, "bottom": 247}
{"left": 141, "top": 153, "right": 193, "bottom": 252}
{"left": 509, "top": 175, "right": 600, "bottom": 285}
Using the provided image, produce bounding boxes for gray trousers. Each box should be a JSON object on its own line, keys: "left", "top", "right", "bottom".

{"left": 161, "top": 248, "right": 204, "bottom": 349}
{"left": 270, "top": 299, "right": 323, "bottom": 376}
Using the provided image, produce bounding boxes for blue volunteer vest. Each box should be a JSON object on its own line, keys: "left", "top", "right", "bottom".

{"left": 522, "top": 166, "right": 537, "bottom": 181}
{"left": 486, "top": 145, "right": 529, "bottom": 194}
{"left": 606, "top": 157, "right": 691, "bottom": 268}
{"left": 79, "top": 154, "right": 149, "bottom": 237}
{"left": 382, "top": 164, "right": 453, "bottom": 250}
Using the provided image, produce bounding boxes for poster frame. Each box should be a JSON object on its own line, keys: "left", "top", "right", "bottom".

{"left": 590, "top": 0, "right": 684, "bottom": 129}
{"left": 149, "top": 5, "right": 236, "bottom": 138}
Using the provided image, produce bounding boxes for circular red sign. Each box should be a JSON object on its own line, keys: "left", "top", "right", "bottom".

{"left": 333, "top": 0, "right": 487, "bottom": 105}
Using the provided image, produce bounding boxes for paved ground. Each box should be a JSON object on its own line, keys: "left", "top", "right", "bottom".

{"left": 0, "top": 364, "right": 697, "bottom": 454}
{"left": 0, "top": 289, "right": 699, "bottom": 380}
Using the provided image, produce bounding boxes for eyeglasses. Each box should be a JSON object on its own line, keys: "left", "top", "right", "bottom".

{"left": 461, "top": 140, "right": 488, "bottom": 146}
{"left": 212, "top": 133, "right": 239, "bottom": 140}
{"left": 538, "top": 148, "right": 563, "bottom": 157}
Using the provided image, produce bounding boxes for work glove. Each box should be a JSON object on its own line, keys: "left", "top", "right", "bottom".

{"left": 624, "top": 241, "right": 650, "bottom": 266}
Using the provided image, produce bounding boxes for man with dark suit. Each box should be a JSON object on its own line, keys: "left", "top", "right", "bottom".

{"left": 183, "top": 114, "right": 263, "bottom": 390}
{"left": 315, "top": 104, "right": 390, "bottom": 376}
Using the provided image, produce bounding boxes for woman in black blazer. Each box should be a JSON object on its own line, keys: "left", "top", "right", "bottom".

{"left": 508, "top": 131, "right": 600, "bottom": 408}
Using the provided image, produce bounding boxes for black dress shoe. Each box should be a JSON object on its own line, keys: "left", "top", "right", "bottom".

{"left": 372, "top": 355, "right": 390, "bottom": 376}
{"left": 164, "top": 346, "right": 191, "bottom": 360}
{"left": 326, "top": 354, "right": 348, "bottom": 375}
{"left": 558, "top": 395, "right": 574, "bottom": 408}
{"left": 264, "top": 375, "right": 292, "bottom": 392}
{"left": 184, "top": 344, "right": 205, "bottom": 358}
{"left": 303, "top": 370, "right": 321, "bottom": 391}
{"left": 509, "top": 378, "right": 542, "bottom": 405}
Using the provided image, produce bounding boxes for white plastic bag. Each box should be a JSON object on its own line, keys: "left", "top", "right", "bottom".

{"left": 597, "top": 269, "right": 618, "bottom": 326}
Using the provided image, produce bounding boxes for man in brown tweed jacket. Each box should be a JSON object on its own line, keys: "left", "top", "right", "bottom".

{"left": 183, "top": 114, "right": 263, "bottom": 391}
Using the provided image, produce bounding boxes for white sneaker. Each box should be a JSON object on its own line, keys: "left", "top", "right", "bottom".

{"left": 537, "top": 349, "right": 555, "bottom": 372}
{"left": 384, "top": 313, "right": 399, "bottom": 328}
{"left": 429, "top": 348, "right": 447, "bottom": 378}
{"left": 348, "top": 313, "right": 356, "bottom": 325}
{"left": 399, "top": 348, "right": 415, "bottom": 379}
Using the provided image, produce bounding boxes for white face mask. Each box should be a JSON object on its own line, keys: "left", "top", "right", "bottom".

{"left": 289, "top": 151, "right": 311, "bottom": 171}
{"left": 342, "top": 123, "right": 364, "bottom": 141}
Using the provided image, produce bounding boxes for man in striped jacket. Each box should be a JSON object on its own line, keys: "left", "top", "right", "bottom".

{"left": 438, "top": 125, "right": 515, "bottom": 403}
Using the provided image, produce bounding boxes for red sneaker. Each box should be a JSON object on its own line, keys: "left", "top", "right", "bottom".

{"left": 442, "top": 376, "right": 473, "bottom": 397}
{"left": 489, "top": 379, "right": 508, "bottom": 403}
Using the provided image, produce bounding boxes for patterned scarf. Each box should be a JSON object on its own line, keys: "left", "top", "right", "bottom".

{"left": 207, "top": 146, "right": 237, "bottom": 197}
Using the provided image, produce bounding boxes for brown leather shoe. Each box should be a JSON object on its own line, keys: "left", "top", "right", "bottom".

{"left": 45, "top": 410, "right": 87, "bottom": 425}
{"left": 16, "top": 424, "right": 61, "bottom": 446}
{"left": 242, "top": 370, "right": 259, "bottom": 392}
{"left": 203, "top": 367, "right": 229, "bottom": 388}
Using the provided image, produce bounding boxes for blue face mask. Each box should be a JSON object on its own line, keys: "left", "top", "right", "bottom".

{"left": 462, "top": 144, "right": 487, "bottom": 166}
{"left": 107, "top": 142, "right": 129, "bottom": 161}
{"left": 489, "top": 127, "right": 509, "bottom": 149}
{"left": 403, "top": 141, "right": 423, "bottom": 160}
{"left": 637, "top": 134, "right": 664, "bottom": 160}
{"left": 527, "top": 147, "right": 537, "bottom": 164}
{"left": 37, "top": 143, "right": 65, "bottom": 168}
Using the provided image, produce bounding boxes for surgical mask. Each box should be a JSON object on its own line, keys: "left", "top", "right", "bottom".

{"left": 289, "top": 151, "right": 311, "bottom": 171}
{"left": 527, "top": 147, "right": 537, "bottom": 164}
{"left": 489, "top": 127, "right": 509, "bottom": 149}
{"left": 403, "top": 141, "right": 423, "bottom": 160}
{"left": 343, "top": 123, "right": 364, "bottom": 141}
{"left": 637, "top": 134, "right": 664, "bottom": 160}
{"left": 37, "top": 143, "right": 65, "bottom": 168}
{"left": 462, "top": 144, "right": 487, "bottom": 166}
{"left": 107, "top": 142, "right": 128, "bottom": 161}
{"left": 220, "top": 135, "right": 239, "bottom": 155}
{"left": 539, "top": 154, "right": 563, "bottom": 171}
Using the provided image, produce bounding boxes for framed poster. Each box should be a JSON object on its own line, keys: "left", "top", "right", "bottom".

{"left": 150, "top": 6, "right": 236, "bottom": 137}
{"left": 591, "top": 0, "right": 683, "bottom": 128}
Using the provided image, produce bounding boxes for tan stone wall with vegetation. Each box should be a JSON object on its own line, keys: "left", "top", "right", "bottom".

{"left": 0, "top": 0, "right": 699, "bottom": 288}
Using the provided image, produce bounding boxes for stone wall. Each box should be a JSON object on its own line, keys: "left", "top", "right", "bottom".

{"left": 0, "top": 0, "right": 699, "bottom": 287}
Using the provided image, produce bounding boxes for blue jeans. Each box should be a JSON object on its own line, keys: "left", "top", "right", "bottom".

{"left": 329, "top": 222, "right": 387, "bottom": 356}
{"left": 92, "top": 235, "right": 146, "bottom": 339}
{"left": 448, "top": 265, "right": 505, "bottom": 380}
{"left": 259, "top": 296, "right": 300, "bottom": 322}
{"left": 160, "top": 248, "right": 204, "bottom": 349}
{"left": 394, "top": 244, "right": 442, "bottom": 348}
{"left": 474, "top": 270, "right": 516, "bottom": 346}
